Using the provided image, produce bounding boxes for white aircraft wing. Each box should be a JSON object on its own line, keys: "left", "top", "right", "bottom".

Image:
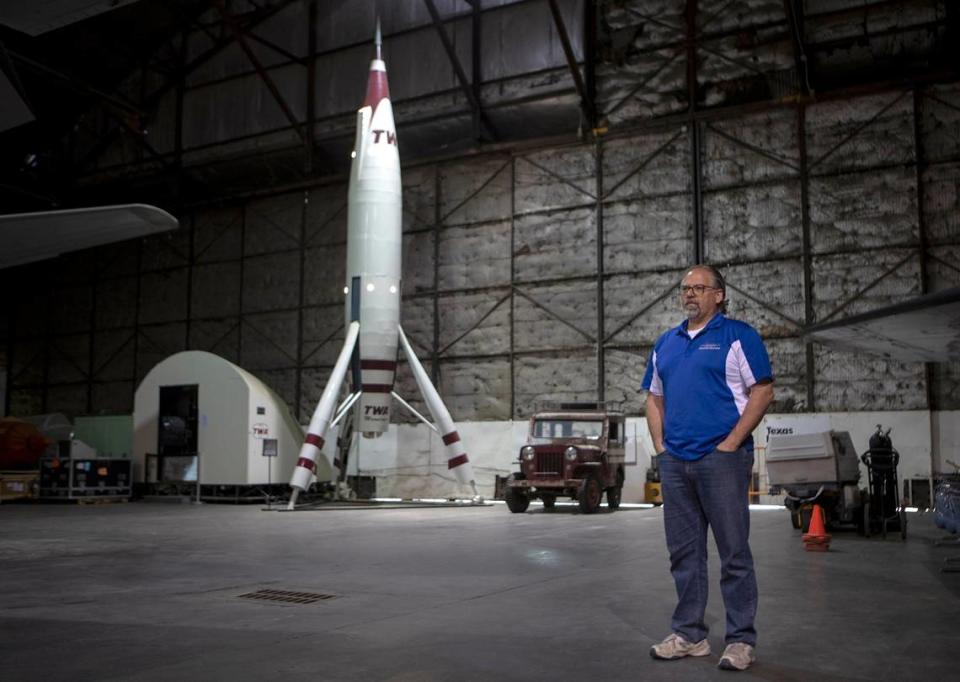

{"left": 0, "top": 203, "right": 178, "bottom": 269}
{"left": 805, "top": 287, "right": 960, "bottom": 362}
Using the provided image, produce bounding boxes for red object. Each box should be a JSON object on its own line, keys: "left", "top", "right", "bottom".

{"left": 0, "top": 418, "right": 51, "bottom": 469}
{"left": 802, "top": 504, "right": 833, "bottom": 552}
{"left": 362, "top": 66, "right": 390, "bottom": 111}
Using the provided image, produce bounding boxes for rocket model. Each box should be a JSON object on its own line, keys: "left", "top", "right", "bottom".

{"left": 288, "top": 24, "right": 479, "bottom": 508}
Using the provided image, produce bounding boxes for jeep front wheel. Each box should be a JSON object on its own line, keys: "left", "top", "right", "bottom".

{"left": 578, "top": 476, "right": 602, "bottom": 514}
{"left": 505, "top": 487, "right": 530, "bottom": 513}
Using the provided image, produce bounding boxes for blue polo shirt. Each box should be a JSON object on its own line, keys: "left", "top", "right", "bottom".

{"left": 641, "top": 314, "right": 772, "bottom": 461}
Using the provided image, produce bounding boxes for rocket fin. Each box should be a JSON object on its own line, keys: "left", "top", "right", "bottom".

{"left": 397, "top": 325, "right": 479, "bottom": 498}
{"left": 287, "top": 321, "right": 360, "bottom": 509}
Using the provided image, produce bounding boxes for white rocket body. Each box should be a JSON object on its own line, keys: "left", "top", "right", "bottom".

{"left": 287, "top": 33, "right": 478, "bottom": 505}
{"left": 346, "top": 57, "right": 401, "bottom": 436}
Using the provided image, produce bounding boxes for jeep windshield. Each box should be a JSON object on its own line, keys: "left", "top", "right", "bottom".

{"left": 531, "top": 419, "right": 603, "bottom": 441}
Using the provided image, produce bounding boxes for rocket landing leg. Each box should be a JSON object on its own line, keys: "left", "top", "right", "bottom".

{"left": 287, "top": 321, "right": 360, "bottom": 510}
{"left": 397, "top": 325, "right": 483, "bottom": 503}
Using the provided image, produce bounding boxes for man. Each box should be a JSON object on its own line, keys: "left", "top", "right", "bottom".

{"left": 642, "top": 264, "right": 774, "bottom": 672}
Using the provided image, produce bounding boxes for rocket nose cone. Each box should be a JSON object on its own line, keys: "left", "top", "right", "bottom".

{"left": 362, "top": 59, "right": 390, "bottom": 110}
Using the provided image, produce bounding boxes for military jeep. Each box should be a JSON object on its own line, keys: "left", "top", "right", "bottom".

{"left": 504, "top": 404, "right": 626, "bottom": 514}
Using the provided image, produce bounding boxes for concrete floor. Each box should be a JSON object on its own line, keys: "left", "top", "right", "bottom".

{"left": 1, "top": 500, "right": 957, "bottom": 681}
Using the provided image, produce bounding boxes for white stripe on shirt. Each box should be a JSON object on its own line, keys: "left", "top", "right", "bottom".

{"left": 725, "top": 339, "right": 757, "bottom": 415}
{"left": 649, "top": 349, "right": 663, "bottom": 396}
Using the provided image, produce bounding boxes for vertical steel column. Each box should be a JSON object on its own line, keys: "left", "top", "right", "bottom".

{"left": 798, "top": 104, "right": 816, "bottom": 411}
{"left": 86, "top": 263, "right": 98, "bottom": 414}
{"left": 174, "top": 30, "right": 187, "bottom": 211}
{"left": 472, "top": 2, "right": 482, "bottom": 142}
{"left": 3, "top": 302, "right": 12, "bottom": 416}
{"left": 913, "top": 87, "right": 934, "bottom": 411}
{"left": 914, "top": 89, "right": 930, "bottom": 296}
{"left": 686, "top": 0, "right": 703, "bottom": 263}
{"left": 589, "top": 0, "right": 603, "bottom": 403}
{"left": 295, "top": 191, "right": 308, "bottom": 421}
{"left": 914, "top": 87, "right": 937, "bottom": 500}
{"left": 185, "top": 216, "right": 195, "bottom": 350}
{"left": 40, "top": 266, "right": 50, "bottom": 413}
{"left": 509, "top": 156, "right": 516, "bottom": 418}
{"left": 137, "top": 60, "right": 147, "bottom": 164}
{"left": 131, "top": 238, "right": 143, "bottom": 403}
{"left": 294, "top": 0, "right": 317, "bottom": 422}
{"left": 432, "top": 166, "right": 441, "bottom": 385}
{"left": 913, "top": 88, "right": 933, "bottom": 403}
{"left": 783, "top": 0, "right": 810, "bottom": 97}
{"left": 691, "top": 124, "right": 704, "bottom": 264}
{"left": 584, "top": 0, "right": 597, "bottom": 129}
{"left": 595, "top": 141, "right": 605, "bottom": 402}
{"left": 304, "top": 0, "right": 317, "bottom": 174}
{"left": 238, "top": 206, "right": 246, "bottom": 362}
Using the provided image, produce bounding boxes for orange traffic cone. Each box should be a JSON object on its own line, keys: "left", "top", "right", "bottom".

{"left": 802, "top": 504, "right": 832, "bottom": 552}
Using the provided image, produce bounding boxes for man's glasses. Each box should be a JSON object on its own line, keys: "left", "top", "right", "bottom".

{"left": 679, "top": 284, "right": 720, "bottom": 296}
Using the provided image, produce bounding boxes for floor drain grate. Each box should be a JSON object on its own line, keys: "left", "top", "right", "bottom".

{"left": 237, "top": 589, "right": 337, "bottom": 604}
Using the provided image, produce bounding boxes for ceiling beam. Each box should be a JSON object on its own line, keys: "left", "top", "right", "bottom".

{"left": 422, "top": 0, "right": 497, "bottom": 141}
{"left": 0, "top": 39, "right": 35, "bottom": 115}
{"left": 74, "top": 0, "right": 299, "bottom": 177}
{"left": 546, "top": 0, "right": 596, "bottom": 130}
{"left": 6, "top": 50, "right": 144, "bottom": 118}
{"left": 211, "top": 0, "right": 305, "bottom": 143}
{"left": 783, "top": 0, "right": 812, "bottom": 96}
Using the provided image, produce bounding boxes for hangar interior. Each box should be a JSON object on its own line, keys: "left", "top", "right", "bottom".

{"left": 1, "top": 1, "right": 959, "bottom": 679}
{"left": 1, "top": 0, "right": 959, "bottom": 500}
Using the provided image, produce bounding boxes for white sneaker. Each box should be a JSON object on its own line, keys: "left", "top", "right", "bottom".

{"left": 650, "top": 633, "right": 711, "bottom": 660}
{"left": 718, "top": 642, "right": 756, "bottom": 671}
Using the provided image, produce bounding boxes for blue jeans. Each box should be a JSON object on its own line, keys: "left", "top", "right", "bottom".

{"left": 658, "top": 447, "right": 758, "bottom": 646}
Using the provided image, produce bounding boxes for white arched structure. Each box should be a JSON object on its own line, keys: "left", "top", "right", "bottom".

{"left": 133, "top": 351, "right": 328, "bottom": 487}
